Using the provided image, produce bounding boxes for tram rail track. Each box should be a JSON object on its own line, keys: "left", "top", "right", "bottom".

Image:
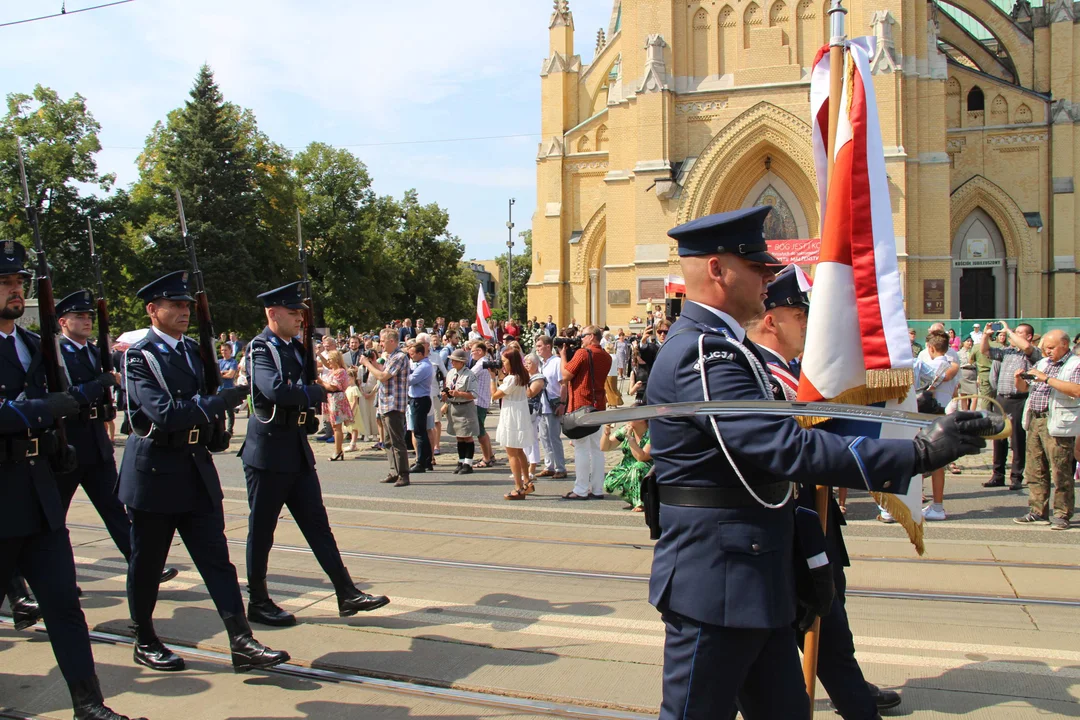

{"left": 65, "top": 520, "right": 1080, "bottom": 608}
{"left": 0, "top": 619, "right": 654, "bottom": 720}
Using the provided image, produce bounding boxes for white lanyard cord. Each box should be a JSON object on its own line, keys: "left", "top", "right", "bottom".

{"left": 697, "top": 331, "right": 792, "bottom": 510}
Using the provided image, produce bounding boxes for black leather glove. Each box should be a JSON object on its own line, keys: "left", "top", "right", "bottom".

{"left": 45, "top": 392, "right": 81, "bottom": 419}
{"left": 305, "top": 384, "right": 327, "bottom": 406}
{"left": 912, "top": 411, "right": 1003, "bottom": 474}
{"left": 96, "top": 371, "right": 118, "bottom": 389}
{"left": 797, "top": 565, "right": 835, "bottom": 632}
{"left": 217, "top": 386, "right": 249, "bottom": 409}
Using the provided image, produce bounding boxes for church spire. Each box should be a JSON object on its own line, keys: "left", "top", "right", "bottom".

{"left": 550, "top": 0, "right": 573, "bottom": 29}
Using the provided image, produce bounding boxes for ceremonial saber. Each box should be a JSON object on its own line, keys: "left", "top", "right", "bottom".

{"left": 565, "top": 399, "right": 1011, "bottom": 440}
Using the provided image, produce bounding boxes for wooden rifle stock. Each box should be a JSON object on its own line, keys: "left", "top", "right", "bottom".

{"left": 88, "top": 220, "right": 116, "bottom": 417}
{"left": 174, "top": 189, "right": 221, "bottom": 395}
{"left": 297, "top": 209, "right": 316, "bottom": 386}
{"left": 16, "top": 139, "right": 74, "bottom": 467}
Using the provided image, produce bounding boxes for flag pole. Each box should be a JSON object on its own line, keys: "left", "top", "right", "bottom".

{"left": 803, "top": 0, "right": 847, "bottom": 713}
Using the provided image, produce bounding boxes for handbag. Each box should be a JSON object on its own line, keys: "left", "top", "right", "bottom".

{"left": 560, "top": 348, "right": 602, "bottom": 439}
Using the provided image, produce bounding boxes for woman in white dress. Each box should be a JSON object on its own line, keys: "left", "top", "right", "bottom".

{"left": 491, "top": 348, "right": 537, "bottom": 500}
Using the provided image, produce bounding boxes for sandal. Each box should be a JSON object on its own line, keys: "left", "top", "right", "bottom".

{"left": 474, "top": 459, "right": 493, "bottom": 468}
{"left": 561, "top": 492, "right": 589, "bottom": 500}
{"left": 504, "top": 489, "right": 527, "bottom": 500}
{"left": 522, "top": 480, "right": 536, "bottom": 495}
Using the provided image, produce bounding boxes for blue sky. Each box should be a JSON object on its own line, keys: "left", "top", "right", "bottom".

{"left": 0, "top": 0, "right": 615, "bottom": 260}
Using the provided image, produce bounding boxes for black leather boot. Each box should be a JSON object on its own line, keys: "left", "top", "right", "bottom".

{"left": 70, "top": 675, "right": 148, "bottom": 720}
{"left": 224, "top": 614, "right": 290, "bottom": 673}
{"left": 7, "top": 576, "right": 41, "bottom": 631}
{"left": 132, "top": 622, "right": 185, "bottom": 672}
{"left": 246, "top": 578, "right": 295, "bottom": 627}
{"left": 334, "top": 576, "right": 391, "bottom": 617}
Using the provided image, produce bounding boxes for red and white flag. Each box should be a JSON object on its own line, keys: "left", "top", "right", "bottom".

{"left": 798, "top": 37, "right": 923, "bottom": 553}
{"left": 475, "top": 284, "right": 494, "bottom": 339}
{"left": 664, "top": 275, "right": 686, "bottom": 296}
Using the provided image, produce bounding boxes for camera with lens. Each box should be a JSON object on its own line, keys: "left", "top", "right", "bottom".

{"left": 362, "top": 349, "right": 378, "bottom": 361}
{"left": 553, "top": 336, "right": 582, "bottom": 354}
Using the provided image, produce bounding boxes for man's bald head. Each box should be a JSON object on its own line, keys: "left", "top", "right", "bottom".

{"left": 681, "top": 253, "right": 776, "bottom": 325}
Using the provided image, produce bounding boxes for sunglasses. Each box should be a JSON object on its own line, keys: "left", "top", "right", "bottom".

{"left": 657, "top": 329, "right": 668, "bottom": 336}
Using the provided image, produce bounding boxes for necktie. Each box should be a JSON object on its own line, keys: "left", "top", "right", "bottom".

{"left": 176, "top": 341, "right": 192, "bottom": 372}
{"left": 80, "top": 346, "right": 93, "bottom": 368}
{"left": 1, "top": 334, "right": 19, "bottom": 367}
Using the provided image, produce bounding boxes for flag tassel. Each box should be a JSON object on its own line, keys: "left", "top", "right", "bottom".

{"left": 873, "top": 491, "right": 926, "bottom": 556}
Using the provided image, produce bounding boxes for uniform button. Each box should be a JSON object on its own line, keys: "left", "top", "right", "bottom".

{"left": 883, "top": 481, "right": 891, "bottom": 488}
{"left": 29, "top": 460, "right": 35, "bottom": 466}
{"left": 151, "top": 467, "right": 156, "bottom": 473}
{"left": 751, "top": 542, "right": 761, "bottom": 552}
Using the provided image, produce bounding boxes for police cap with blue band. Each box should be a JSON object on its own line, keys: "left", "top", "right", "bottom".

{"left": 0, "top": 241, "right": 33, "bottom": 278}
{"left": 763, "top": 264, "right": 809, "bottom": 311}
{"left": 667, "top": 206, "right": 780, "bottom": 265}
{"left": 257, "top": 281, "right": 308, "bottom": 310}
{"left": 136, "top": 270, "right": 194, "bottom": 303}
{"left": 56, "top": 289, "right": 95, "bottom": 315}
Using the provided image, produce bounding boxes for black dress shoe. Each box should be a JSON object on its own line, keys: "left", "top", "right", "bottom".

{"left": 247, "top": 597, "right": 297, "bottom": 627}
{"left": 159, "top": 567, "right": 179, "bottom": 584}
{"left": 458, "top": 464, "right": 473, "bottom": 475}
{"left": 10, "top": 595, "right": 41, "bottom": 631}
{"left": 982, "top": 479, "right": 1005, "bottom": 488}
{"left": 224, "top": 615, "right": 290, "bottom": 673}
{"left": 408, "top": 463, "right": 426, "bottom": 473}
{"left": 867, "top": 682, "right": 902, "bottom": 710}
{"left": 70, "top": 676, "right": 148, "bottom": 720}
{"left": 337, "top": 586, "right": 391, "bottom": 616}
{"left": 453, "top": 463, "right": 463, "bottom": 474}
{"left": 134, "top": 639, "right": 185, "bottom": 672}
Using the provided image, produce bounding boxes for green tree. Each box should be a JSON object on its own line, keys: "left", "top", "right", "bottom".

{"left": 384, "top": 190, "right": 477, "bottom": 324}
{"left": 0, "top": 86, "right": 132, "bottom": 300}
{"left": 490, "top": 228, "right": 532, "bottom": 323}
{"left": 127, "top": 65, "right": 287, "bottom": 335}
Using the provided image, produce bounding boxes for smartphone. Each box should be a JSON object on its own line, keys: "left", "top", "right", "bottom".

{"left": 987, "top": 322, "right": 1004, "bottom": 332}
{"left": 1019, "top": 372, "right": 1037, "bottom": 381}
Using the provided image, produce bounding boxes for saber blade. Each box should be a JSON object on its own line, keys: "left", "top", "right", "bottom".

{"left": 574, "top": 400, "right": 934, "bottom": 429}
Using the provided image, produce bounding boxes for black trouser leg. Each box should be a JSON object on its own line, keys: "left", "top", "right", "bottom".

{"left": 244, "top": 464, "right": 286, "bottom": 584}
{"left": 285, "top": 469, "right": 349, "bottom": 585}
{"left": 225, "top": 407, "right": 236, "bottom": 434}
{"left": 175, "top": 502, "right": 245, "bottom": 619}
{"left": 1, "top": 530, "right": 97, "bottom": 684}
{"left": 60, "top": 461, "right": 132, "bottom": 560}
{"left": 127, "top": 509, "right": 176, "bottom": 629}
{"left": 410, "top": 396, "right": 432, "bottom": 468}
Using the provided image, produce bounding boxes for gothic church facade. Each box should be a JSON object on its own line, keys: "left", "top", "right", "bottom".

{"left": 528, "top": 0, "right": 1080, "bottom": 324}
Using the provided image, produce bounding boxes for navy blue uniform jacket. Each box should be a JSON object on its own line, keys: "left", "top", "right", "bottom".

{"left": 240, "top": 327, "right": 325, "bottom": 473}
{"left": 117, "top": 332, "right": 226, "bottom": 514}
{"left": 59, "top": 337, "right": 112, "bottom": 465}
{"left": 0, "top": 328, "right": 71, "bottom": 538}
{"left": 645, "top": 302, "right": 914, "bottom": 629}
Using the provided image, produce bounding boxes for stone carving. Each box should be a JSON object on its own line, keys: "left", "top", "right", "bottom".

{"left": 1015, "top": 103, "right": 1032, "bottom": 124}
{"left": 568, "top": 160, "right": 609, "bottom": 172}
{"left": 769, "top": 1, "right": 789, "bottom": 26}
{"left": 537, "top": 136, "right": 565, "bottom": 160}
{"left": 550, "top": 0, "right": 572, "bottom": 29}
{"left": 1010, "top": 0, "right": 1032, "bottom": 22}
{"left": 595, "top": 28, "right": 606, "bottom": 54}
{"left": 674, "top": 101, "right": 817, "bottom": 227}
{"left": 719, "top": 5, "right": 736, "bottom": 27}
{"left": 797, "top": 0, "right": 815, "bottom": 19}
{"left": 675, "top": 99, "right": 730, "bottom": 115}
{"left": 540, "top": 51, "right": 582, "bottom": 77}
{"left": 985, "top": 132, "right": 1047, "bottom": 145}
{"left": 926, "top": 6, "right": 947, "bottom": 80}
{"left": 1047, "top": 0, "right": 1074, "bottom": 23}
{"left": 946, "top": 137, "right": 966, "bottom": 152}
{"left": 950, "top": 175, "right": 1036, "bottom": 271}
{"left": 572, "top": 204, "right": 607, "bottom": 283}
{"left": 638, "top": 34, "right": 670, "bottom": 94}
{"left": 869, "top": 11, "right": 898, "bottom": 75}
{"left": 1050, "top": 99, "right": 1080, "bottom": 124}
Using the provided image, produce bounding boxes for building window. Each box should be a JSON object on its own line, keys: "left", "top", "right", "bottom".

{"left": 967, "top": 86, "right": 984, "bottom": 112}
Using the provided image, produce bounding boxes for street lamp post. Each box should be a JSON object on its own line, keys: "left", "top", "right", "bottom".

{"left": 506, "top": 198, "right": 515, "bottom": 321}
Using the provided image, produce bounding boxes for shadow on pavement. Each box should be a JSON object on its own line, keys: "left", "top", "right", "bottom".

{"left": 231, "top": 699, "right": 505, "bottom": 720}
{"left": 897, "top": 660, "right": 1080, "bottom": 716}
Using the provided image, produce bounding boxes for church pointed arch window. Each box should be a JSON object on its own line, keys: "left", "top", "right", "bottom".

{"left": 743, "top": 2, "right": 761, "bottom": 49}
{"left": 1015, "top": 102, "right": 1032, "bottom": 124}
{"left": 754, "top": 184, "right": 799, "bottom": 240}
{"left": 718, "top": 5, "right": 736, "bottom": 75}
{"left": 946, "top": 77, "right": 962, "bottom": 127}
{"left": 990, "top": 94, "right": 1008, "bottom": 123}
{"left": 692, "top": 7, "right": 711, "bottom": 79}
{"left": 967, "top": 86, "right": 984, "bottom": 112}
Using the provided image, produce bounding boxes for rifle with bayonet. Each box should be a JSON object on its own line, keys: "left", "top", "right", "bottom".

{"left": 87, "top": 219, "right": 117, "bottom": 422}
{"left": 174, "top": 188, "right": 233, "bottom": 451}
{"left": 296, "top": 209, "right": 320, "bottom": 434}
{"left": 15, "top": 139, "right": 78, "bottom": 472}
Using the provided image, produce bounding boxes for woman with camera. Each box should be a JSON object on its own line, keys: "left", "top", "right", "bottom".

{"left": 600, "top": 419, "right": 652, "bottom": 511}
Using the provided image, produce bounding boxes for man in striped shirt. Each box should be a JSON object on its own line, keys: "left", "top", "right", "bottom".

{"left": 361, "top": 329, "right": 411, "bottom": 486}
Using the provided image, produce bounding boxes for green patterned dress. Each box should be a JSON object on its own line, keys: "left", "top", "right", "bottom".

{"left": 603, "top": 427, "right": 652, "bottom": 508}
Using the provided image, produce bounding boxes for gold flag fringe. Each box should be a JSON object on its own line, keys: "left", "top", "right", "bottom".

{"left": 873, "top": 490, "right": 925, "bottom": 556}
{"left": 796, "top": 369, "right": 913, "bottom": 428}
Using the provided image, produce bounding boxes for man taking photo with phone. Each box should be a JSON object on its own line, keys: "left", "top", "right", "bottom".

{"left": 981, "top": 321, "right": 1039, "bottom": 490}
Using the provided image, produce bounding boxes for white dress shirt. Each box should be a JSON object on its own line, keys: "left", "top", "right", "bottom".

{"left": 683, "top": 300, "right": 746, "bottom": 342}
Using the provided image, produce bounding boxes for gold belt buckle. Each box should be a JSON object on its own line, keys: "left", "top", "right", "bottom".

{"left": 187, "top": 427, "right": 200, "bottom": 445}
{"left": 89, "top": 406, "right": 98, "bottom": 420}
{"left": 297, "top": 410, "right": 307, "bottom": 426}
{"left": 26, "top": 436, "right": 39, "bottom": 458}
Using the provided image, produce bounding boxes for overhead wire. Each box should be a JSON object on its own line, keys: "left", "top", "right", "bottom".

{"left": 0, "top": 0, "right": 135, "bottom": 29}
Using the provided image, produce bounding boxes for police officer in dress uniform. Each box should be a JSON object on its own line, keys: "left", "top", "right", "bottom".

{"left": 0, "top": 242, "right": 145, "bottom": 720}
{"left": 120, "top": 271, "right": 288, "bottom": 674}
{"left": 747, "top": 266, "right": 900, "bottom": 718}
{"left": 646, "top": 207, "right": 998, "bottom": 719}
{"left": 240, "top": 282, "right": 389, "bottom": 626}
{"left": 53, "top": 290, "right": 179, "bottom": 588}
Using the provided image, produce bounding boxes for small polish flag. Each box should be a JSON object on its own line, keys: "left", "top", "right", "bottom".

{"left": 476, "top": 284, "right": 494, "bottom": 339}
{"left": 664, "top": 275, "right": 686, "bottom": 295}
